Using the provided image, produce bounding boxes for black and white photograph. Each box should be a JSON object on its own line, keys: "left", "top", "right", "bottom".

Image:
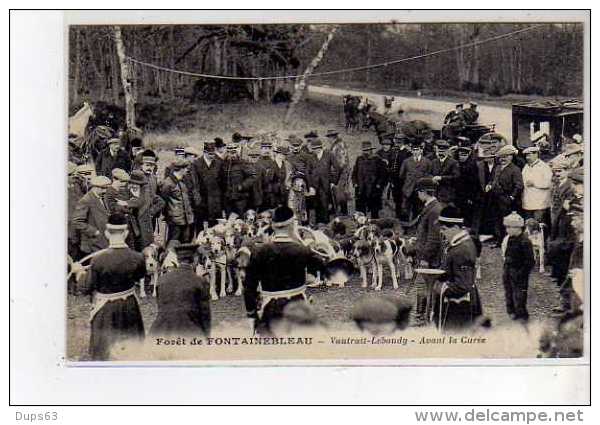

{"left": 60, "top": 14, "right": 589, "bottom": 363}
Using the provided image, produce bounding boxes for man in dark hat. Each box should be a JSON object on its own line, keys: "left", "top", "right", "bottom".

{"left": 272, "top": 144, "right": 290, "bottom": 207}
{"left": 192, "top": 141, "right": 224, "bottom": 231}
{"left": 244, "top": 206, "right": 325, "bottom": 335}
{"left": 95, "top": 137, "right": 132, "bottom": 178}
{"left": 83, "top": 213, "right": 146, "bottom": 360}
{"left": 214, "top": 137, "right": 227, "bottom": 161}
{"left": 160, "top": 158, "right": 195, "bottom": 244}
{"left": 352, "top": 141, "right": 387, "bottom": 218}
{"left": 431, "top": 206, "right": 483, "bottom": 329}
{"left": 398, "top": 141, "right": 433, "bottom": 221}
{"left": 72, "top": 175, "right": 111, "bottom": 255}
{"left": 455, "top": 146, "right": 480, "bottom": 228}
{"left": 387, "top": 134, "right": 413, "bottom": 219}
{"left": 443, "top": 104, "right": 466, "bottom": 139}
{"left": 376, "top": 133, "right": 395, "bottom": 196}
{"left": 310, "top": 138, "right": 340, "bottom": 224}
{"left": 326, "top": 130, "right": 351, "bottom": 215}
{"left": 287, "top": 134, "right": 314, "bottom": 184}
{"left": 404, "top": 177, "right": 443, "bottom": 325}
{"left": 431, "top": 139, "right": 461, "bottom": 207}
{"left": 139, "top": 149, "right": 159, "bottom": 196}
{"left": 247, "top": 147, "right": 264, "bottom": 210}
{"left": 257, "top": 140, "right": 285, "bottom": 210}
{"left": 150, "top": 243, "right": 211, "bottom": 337}
{"left": 221, "top": 140, "right": 257, "bottom": 216}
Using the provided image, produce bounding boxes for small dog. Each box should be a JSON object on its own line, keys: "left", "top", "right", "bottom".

{"left": 525, "top": 218, "right": 546, "bottom": 273}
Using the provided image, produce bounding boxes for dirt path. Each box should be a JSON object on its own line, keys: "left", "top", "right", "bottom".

{"left": 308, "top": 84, "right": 514, "bottom": 142}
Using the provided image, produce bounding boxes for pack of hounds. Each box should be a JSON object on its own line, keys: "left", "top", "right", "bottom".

{"left": 133, "top": 211, "right": 418, "bottom": 301}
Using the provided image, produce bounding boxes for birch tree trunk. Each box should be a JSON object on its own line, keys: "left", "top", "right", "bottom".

{"left": 113, "top": 25, "right": 136, "bottom": 129}
{"left": 72, "top": 27, "right": 81, "bottom": 105}
{"left": 284, "top": 25, "right": 338, "bottom": 124}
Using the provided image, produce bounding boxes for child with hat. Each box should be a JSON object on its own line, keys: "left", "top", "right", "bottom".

{"left": 500, "top": 211, "right": 535, "bottom": 322}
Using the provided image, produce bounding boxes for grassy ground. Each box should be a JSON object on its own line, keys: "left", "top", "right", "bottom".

{"left": 67, "top": 99, "right": 562, "bottom": 361}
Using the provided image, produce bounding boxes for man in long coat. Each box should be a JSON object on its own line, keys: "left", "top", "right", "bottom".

{"left": 488, "top": 145, "right": 524, "bottom": 244}
{"left": 353, "top": 141, "right": 387, "bottom": 218}
{"left": 192, "top": 141, "right": 224, "bottom": 230}
{"left": 257, "top": 140, "right": 285, "bottom": 210}
{"left": 309, "top": 138, "right": 339, "bottom": 224}
{"left": 472, "top": 153, "right": 497, "bottom": 237}
{"left": 431, "top": 139, "right": 461, "bottom": 206}
{"left": 221, "top": 142, "right": 257, "bottom": 216}
{"left": 151, "top": 243, "right": 211, "bottom": 337}
{"left": 71, "top": 175, "right": 111, "bottom": 255}
{"left": 398, "top": 141, "right": 433, "bottom": 221}
{"left": 160, "top": 159, "right": 195, "bottom": 244}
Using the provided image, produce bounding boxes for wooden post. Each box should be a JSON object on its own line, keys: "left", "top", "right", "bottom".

{"left": 113, "top": 26, "right": 136, "bottom": 129}
{"left": 284, "top": 26, "right": 338, "bottom": 124}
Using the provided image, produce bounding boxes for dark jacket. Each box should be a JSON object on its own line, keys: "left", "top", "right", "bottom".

{"left": 504, "top": 232, "right": 535, "bottom": 275}
{"left": 160, "top": 174, "right": 195, "bottom": 226}
{"left": 431, "top": 156, "right": 460, "bottom": 204}
{"left": 311, "top": 150, "right": 339, "bottom": 191}
{"left": 151, "top": 264, "right": 211, "bottom": 337}
{"left": 126, "top": 191, "right": 165, "bottom": 249}
{"left": 192, "top": 156, "right": 224, "bottom": 220}
{"left": 222, "top": 157, "right": 256, "bottom": 202}
{"left": 257, "top": 157, "right": 285, "bottom": 206}
{"left": 352, "top": 154, "right": 387, "bottom": 198}
{"left": 95, "top": 149, "right": 132, "bottom": 177}
{"left": 415, "top": 199, "right": 443, "bottom": 266}
{"left": 490, "top": 163, "right": 524, "bottom": 212}
{"left": 398, "top": 156, "right": 433, "bottom": 197}
{"left": 71, "top": 191, "right": 110, "bottom": 254}
{"left": 457, "top": 158, "right": 481, "bottom": 204}
{"left": 287, "top": 151, "right": 314, "bottom": 184}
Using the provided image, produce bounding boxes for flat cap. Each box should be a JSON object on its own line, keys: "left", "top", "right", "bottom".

{"left": 111, "top": 168, "right": 130, "bottom": 182}
{"left": 107, "top": 138, "right": 121, "bottom": 146}
{"left": 141, "top": 149, "right": 157, "bottom": 163}
{"left": 75, "top": 164, "right": 95, "bottom": 175}
{"left": 361, "top": 141, "right": 376, "bottom": 151}
{"left": 551, "top": 158, "right": 570, "bottom": 170}
{"left": 325, "top": 129, "right": 339, "bottom": 138}
{"left": 415, "top": 177, "right": 437, "bottom": 192}
{"left": 496, "top": 145, "right": 518, "bottom": 157}
{"left": 568, "top": 167, "right": 584, "bottom": 183}
{"left": 523, "top": 146, "right": 540, "bottom": 154}
{"left": 274, "top": 145, "right": 289, "bottom": 155}
{"left": 129, "top": 170, "right": 147, "bottom": 186}
{"left": 304, "top": 131, "right": 319, "bottom": 139}
{"left": 287, "top": 134, "right": 303, "bottom": 147}
{"left": 90, "top": 175, "right": 111, "bottom": 188}
{"left": 564, "top": 143, "right": 584, "bottom": 156}
{"left": 503, "top": 211, "right": 524, "bottom": 227}
{"left": 435, "top": 139, "right": 450, "bottom": 149}
{"left": 171, "top": 158, "right": 189, "bottom": 170}
{"left": 457, "top": 146, "right": 472, "bottom": 155}
{"left": 310, "top": 138, "right": 324, "bottom": 149}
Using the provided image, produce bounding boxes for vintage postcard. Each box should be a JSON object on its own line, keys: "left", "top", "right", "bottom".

{"left": 65, "top": 11, "right": 589, "bottom": 363}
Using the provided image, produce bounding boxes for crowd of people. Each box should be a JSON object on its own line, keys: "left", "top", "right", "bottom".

{"left": 67, "top": 121, "right": 585, "bottom": 360}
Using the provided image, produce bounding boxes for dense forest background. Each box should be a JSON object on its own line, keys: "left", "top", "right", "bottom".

{"left": 68, "top": 23, "right": 583, "bottom": 111}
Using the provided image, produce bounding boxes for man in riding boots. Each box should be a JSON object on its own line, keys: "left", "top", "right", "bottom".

{"left": 221, "top": 140, "right": 257, "bottom": 217}
{"left": 431, "top": 206, "right": 483, "bottom": 329}
{"left": 192, "top": 141, "right": 224, "bottom": 231}
{"left": 431, "top": 139, "right": 461, "bottom": 207}
{"left": 244, "top": 206, "right": 325, "bottom": 336}
{"left": 83, "top": 213, "right": 146, "bottom": 360}
{"left": 353, "top": 141, "right": 387, "bottom": 219}
{"left": 160, "top": 158, "right": 195, "bottom": 244}
{"left": 403, "top": 178, "right": 443, "bottom": 325}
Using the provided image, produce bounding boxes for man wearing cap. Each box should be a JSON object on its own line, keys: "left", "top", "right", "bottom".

{"left": 431, "top": 206, "right": 482, "bottom": 329}
{"left": 138, "top": 149, "right": 159, "bottom": 193}
{"left": 522, "top": 146, "right": 552, "bottom": 234}
{"left": 104, "top": 168, "right": 131, "bottom": 214}
{"left": 310, "top": 138, "right": 340, "bottom": 224}
{"left": 120, "top": 170, "right": 165, "bottom": 250}
{"left": 72, "top": 175, "right": 111, "bottom": 255}
{"left": 192, "top": 141, "right": 224, "bottom": 230}
{"left": 376, "top": 134, "right": 395, "bottom": 201}
{"left": 352, "top": 141, "right": 387, "bottom": 219}
{"left": 247, "top": 147, "right": 264, "bottom": 210}
{"left": 182, "top": 147, "right": 203, "bottom": 225}
{"left": 455, "top": 146, "right": 480, "bottom": 228}
{"left": 287, "top": 135, "right": 315, "bottom": 188}
{"left": 272, "top": 145, "right": 291, "bottom": 206}
{"left": 398, "top": 141, "right": 433, "bottom": 221}
{"left": 257, "top": 140, "right": 285, "bottom": 210}
{"left": 83, "top": 213, "right": 146, "bottom": 360}
{"left": 327, "top": 130, "right": 351, "bottom": 215}
{"left": 244, "top": 206, "right": 325, "bottom": 335}
{"left": 221, "top": 140, "right": 257, "bottom": 217}
{"left": 388, "top": 135, "right": 412, "bottom": 219}
{"left": 150, "top": 243, "right": 211, "bottom": 337}
{"left": 160, "top": 158, "right": 195, "bottom": 244}
{"left": 95, "top": 137, "right": 132, "bottom": 178}
{"left": 488, "top": 145, "right": 524, "bottom": 244}
{"left": 404, "top": 177, "right": 443, "bottom": 324}
{"left": 564, "top": 143, "right": 584, "bottom": 169}
{"left": 472, "top": 150, "right": 497, "bottom": 237}
{"left": 431, "top": 139, "right": 460, "bottom": 206}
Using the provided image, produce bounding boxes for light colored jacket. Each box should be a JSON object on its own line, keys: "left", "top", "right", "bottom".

{"left": 522, "top": 159, "right": 552, "bottom": 210}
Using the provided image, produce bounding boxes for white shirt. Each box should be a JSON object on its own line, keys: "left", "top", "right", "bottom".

{"left": 522, "top": 159, "right": 553, "bottom": 210}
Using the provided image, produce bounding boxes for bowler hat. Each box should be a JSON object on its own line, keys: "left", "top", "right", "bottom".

{"left": 129, "top": 170, "right": 147, "bottom": 186}
{"left": 214, "top": 137, "right": 226, "bottom": 149}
